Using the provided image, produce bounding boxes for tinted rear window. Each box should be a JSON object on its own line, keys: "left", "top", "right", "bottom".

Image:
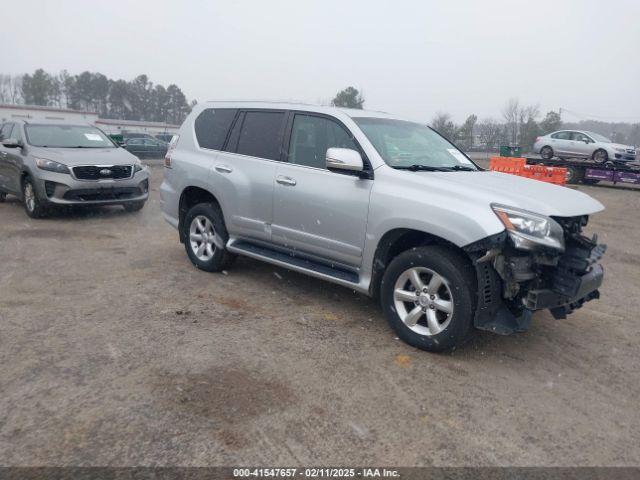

{"left": 194, "top": 108, "right": 238, "bottom": 150}
{"left": 236, "top": 111, "right": 285, "bottom": 160}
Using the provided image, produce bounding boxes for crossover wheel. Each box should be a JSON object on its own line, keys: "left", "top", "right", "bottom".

{"left": 593, "top": 149, "right": 608, "bottom": 163}
{"left": 540, "top": 146, "right": 554, "bottom": 159}
{"left": 380, "top": 245, "right": 476, "bottom": 352}
{"left": 123, "top": 201, "right": 145, "bottom": 212}
{"left": 0, "top": 192, "right": 6, "bottom": 202}
{"left": 183, "top": 203, "right": 235, "bottom": 272}
{"left": 22, "top": 177, "right": 47, "bottom": 218}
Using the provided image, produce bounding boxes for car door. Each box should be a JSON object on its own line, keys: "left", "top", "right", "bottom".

{"left": 0, "top": 123, "right": 18, "bottom": 193}
{"left": 570, "top": 132, "right": 592, "bottom": 157}
{"left": 271, "top": 113, "right": 373, "bottom": 269}
{"left": 207, "top": 109, "right": 287, "bottom": 243}
{"left": 550, "top": 131, "right": 572, "bottom": 156}
{"left": 0, "top": 123, "right": 11, "bottom": 191}
{"left": 125, "top": 138, "right": 145, "bottom": 157}
{"left": 4, "top": 123, "right": 25, "bottom": 193}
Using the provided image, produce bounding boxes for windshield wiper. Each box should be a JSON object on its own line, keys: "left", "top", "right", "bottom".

{"left": 392, "top": 164, "right": 453, "bottom": 172}
{"left": 448, "top": 165, "right": 477, "bottom": 171}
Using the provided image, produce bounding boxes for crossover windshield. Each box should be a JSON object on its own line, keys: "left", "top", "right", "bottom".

{"left": 25, "top": 125, "right": 116, "bottom": 148}
{"left": 354, "top": 117, "right": 478, "bottom": 171}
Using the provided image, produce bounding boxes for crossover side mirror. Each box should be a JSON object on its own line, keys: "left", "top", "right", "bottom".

{"left": 2, "top": 138, "right": 21, "bottom": 148}
{"left": 326, "top": 148, "right": 363, "bottom": 172}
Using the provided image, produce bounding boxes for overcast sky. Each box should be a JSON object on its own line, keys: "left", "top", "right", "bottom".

{"left": 2, "top": 0, "right": 639, "bottom": 123}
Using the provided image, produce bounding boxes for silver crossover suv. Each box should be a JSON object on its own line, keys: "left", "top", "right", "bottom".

{"left": 0, "top": 121, "right": 149, "bottom": 218}
{"left": 161, "top": 102, "right": 606, "bottom": 352}
{"left": 534, "top": 130, "right": 637, "bottom": 163}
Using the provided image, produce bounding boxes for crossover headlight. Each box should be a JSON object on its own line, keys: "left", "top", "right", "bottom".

{"left": 614, "top": 147, "right": 626, "bottom": 153}
{"left": 35, "top": 158, "right": 70, "bottom": 174}
{"left": 134, "top": 162, "right": 144, "bottom": 173}
{"left": 492, "top": 204, "right": 565, "bottom": 251}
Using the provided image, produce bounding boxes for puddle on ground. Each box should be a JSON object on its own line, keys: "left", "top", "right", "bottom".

{"left": 151, "top": 366, "right": 295, "bottom": 423}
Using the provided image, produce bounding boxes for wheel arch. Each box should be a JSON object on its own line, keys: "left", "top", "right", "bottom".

{"left": 369, "top": 228, "right": 475, "bottom": 299}
{"left": 178, "top": 186, "right": 222, "bottom": 243}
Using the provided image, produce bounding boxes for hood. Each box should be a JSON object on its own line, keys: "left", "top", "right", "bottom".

{"left": 29, "top": 146, "right": 140, "bottom": 166}
{"left": 394, "top": 169, "right": 604, "bottom": 217}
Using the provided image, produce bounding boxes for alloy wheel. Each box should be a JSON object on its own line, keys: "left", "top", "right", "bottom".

{"left": 393, "top": 267, "right": 454, "bottom": 336}
{"left": 24, "top": 182, "right": 36, "bottom": 212}
{"left": 189, "top": 215, "right": 221, "bottom": 262}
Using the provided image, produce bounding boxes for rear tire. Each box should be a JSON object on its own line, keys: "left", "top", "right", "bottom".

{"left": 183, "top": 202, "right": 236, "bottom": 272}
{"left": 565, "top": 166, "right": 584, "bottom": 184}
{"left": 0, "top": 192, "right": 6, "bottom": 202}
{"left": 22, "top": 176, "right": 47, "bottom": 218}
{"left": 123, "top": 201, "right": 145, "bottom": 212}
{"left": 540, "top": 146, "right": 554, "bottom": 159}
{"left": 380, "top": 245, "right": 476, "bottom": 353}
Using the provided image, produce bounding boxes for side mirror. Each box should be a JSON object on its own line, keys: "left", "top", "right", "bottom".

{"left": 2, "top": 138, "right": 21, "bottom": 148}
{"left": 326, "top": 148, "right": 363, "bottom": 172}
{"left": 583, "top": 139, "right": 590, "bottom": 143}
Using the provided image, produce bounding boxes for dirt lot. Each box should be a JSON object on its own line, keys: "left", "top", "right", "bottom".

{"left": 1, "top": 163, "right": 639, "bottom": 466}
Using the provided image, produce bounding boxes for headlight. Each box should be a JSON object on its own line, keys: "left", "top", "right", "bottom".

{"left": 614, "top": 147, "right": 626, "bottom": 153}
{"left": 35, "top": 158, "right": 70, "bottom": 174}
{"left": 492, "top": 204, "right": 565, "bottom": 251}
{"left": 134, "top": 163, "right": 144, "bottom": 173}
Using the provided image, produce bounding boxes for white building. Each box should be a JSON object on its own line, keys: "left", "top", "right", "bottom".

{"left": 95, "top": 118, "right": 180, "bottom": 136}
{"left": 0, "top": 104, "right": 180, "bottom": 136}
{"left": 0, "top": 103, "right": 99, "bottom": 124}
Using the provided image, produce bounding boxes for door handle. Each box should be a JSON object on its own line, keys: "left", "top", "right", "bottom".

{"left": 215, "top": 164, "right": 233, "bottom": 173}
{"left": 276, "top": 175, "right": 296, "bottom": 186}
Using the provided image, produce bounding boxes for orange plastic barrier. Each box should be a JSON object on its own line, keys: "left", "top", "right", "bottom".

{"left": 489, "top": 157, "right": 566, "bottom": 186}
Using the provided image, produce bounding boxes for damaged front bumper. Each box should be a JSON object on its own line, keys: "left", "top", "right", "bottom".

{"left": 464, "top": 216, "right": 606, "bottom": 335}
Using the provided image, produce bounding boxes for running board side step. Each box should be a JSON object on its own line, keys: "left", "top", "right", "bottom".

{"left": 227, "top": 240, "right": 360, "bottom": 287}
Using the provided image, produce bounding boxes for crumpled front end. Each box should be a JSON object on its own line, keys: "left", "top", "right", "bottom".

{"left": 465, "top": 215, "right": 606, "bottom": 335}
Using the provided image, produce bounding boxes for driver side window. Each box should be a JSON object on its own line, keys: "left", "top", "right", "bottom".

{"left": 288, "top": 114, "right": 358, "bottom": 169}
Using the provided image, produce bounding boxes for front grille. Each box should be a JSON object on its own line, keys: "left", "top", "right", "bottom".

{"left": 72, "top": 165, "right": 133, "bottom": 180}
{"left": 63, "top": 187, "right": 140, "bottom": 202}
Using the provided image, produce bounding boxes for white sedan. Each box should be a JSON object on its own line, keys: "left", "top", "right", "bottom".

{"left": 533, "top": 130, "right": 636, "bottom": 163}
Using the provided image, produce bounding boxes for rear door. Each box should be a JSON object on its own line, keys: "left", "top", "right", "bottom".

{"left": 204, "top": 108, "right": 287, "bottom": 243}
{"left": 550, "top": 131, "right": 572, "bottom": 155}
{"left": 271, "top": 113, "right": 373, "bottom": 268}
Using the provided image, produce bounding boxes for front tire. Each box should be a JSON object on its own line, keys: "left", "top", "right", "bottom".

{"left": 0, "top": 192, "right": 6, "bottom": 203}
{"left": 183, "top": 203, "right": 235, "bottom": 272}
{"left": 593, "top": 149, "right": 608, "bottom": 163}
{"left": 380, "top": 245, "right": 476, "bottom": 352}
{"left": 22, "top": 177, "right": 47, "bottom": 218}
{"left": 540, "top": 146, "right": 554, "bottom": 159}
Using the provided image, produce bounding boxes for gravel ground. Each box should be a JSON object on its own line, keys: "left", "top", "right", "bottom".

{"left": 0, "top": 163, "right": 639, "bottom": 466}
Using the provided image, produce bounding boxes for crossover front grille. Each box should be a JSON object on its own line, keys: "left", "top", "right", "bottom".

{"left": 72, "top": 165, "right": 133, "bottom": 180}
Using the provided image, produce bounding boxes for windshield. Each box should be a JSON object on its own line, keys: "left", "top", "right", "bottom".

{"left": 585, "top": 131, "right": 611, "bottom": 143}
{"left": 353, "top": 117, "right": 478, "bottom": 170}
{"left": 25, "top": 125, "right": 116, "bottom": 148}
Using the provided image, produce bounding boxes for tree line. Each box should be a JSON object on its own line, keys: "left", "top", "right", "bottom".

{"left": 331, "top": 87, "right": 640, "bottom": 150}
{"left": 0, "top": 69, "right": 194, "bottom": 125}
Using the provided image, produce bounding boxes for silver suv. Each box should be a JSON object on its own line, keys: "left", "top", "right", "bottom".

{"left": 161, "top": 102, "right": 606, "bottom": 352}
{"left": 0, "top": 120, "right": 149, "bottom": 218}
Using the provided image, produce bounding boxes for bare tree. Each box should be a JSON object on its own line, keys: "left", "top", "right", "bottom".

{"left": 502, "top": 98, "right": 540, "bottom": 147}
{"left": 477, "top": 118, "right": 502, "bottom": 151}
{"left": 502, "top": 98, "right": 520, "bottom": 145}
